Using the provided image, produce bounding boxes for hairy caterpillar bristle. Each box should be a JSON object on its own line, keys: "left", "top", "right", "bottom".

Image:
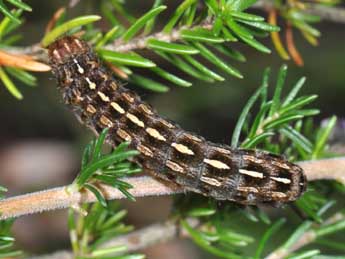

{"left": 48, "top": 36, "right": 307, "bottom": 205}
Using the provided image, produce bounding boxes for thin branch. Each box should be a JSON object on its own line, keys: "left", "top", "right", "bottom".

{"left": 297, "top": 157, "right": 345, "bottom": 182}
{"left": 265, "top": 212, "right": 345, "bottom": 259}
{"left": 0, "top": 176, "right": 183, "bottom": 220}
{"left": 1, "top": 2, "right": 345, "bottom": 60}
{"left": 27, "top": 251, "right": 72, "bottom": 259}
{"left": 253, "top": 0, "right": 345, "bottom": 24}
{"left": 1, "top": 19, "right": 213, "bottom": 62}
{"left": 25, "top": 212, "right": 345, "bottom": 259}
{"left": 0, "top": 157, "right": 344, "bottom": 221}
{"left": 27, "top": 218, "right": 199, "bottom": 259}
{"left": 306, "top": 5, "right": 345, "bottom": 24}
{"left": 104, "top": 19, "right": 213, "bottom": 52}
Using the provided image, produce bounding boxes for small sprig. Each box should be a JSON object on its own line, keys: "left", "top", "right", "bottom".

{"left": 173, "top": 66, "right": 342, "bottom": 259}
{"left": 0, "top": 220, "right": 22, "bottom": 259}
{"left": 68, "top": 202, "right": 144, "bottom": 259}
{"left": 92, "top": 0, "right": 280, "bottom": 91}
{"left": 0, "top": 0, "right": 31, "bottom": 24}
{"left": 176, "top": 194, "right": 270, "bottom": 259}
{"left": 41, "top": 15, "right": 101, "bottom": 47}
{"left": 266, "top": 0, "right": 341, "bottom": 65}
{"left": 73, "top": 128, "right": 140, "bottom": 206}
{"left": 265, "top": 205, "right": 345, "bottom": 259}
{"left": 232, "top": 65, "right": 320, "bottom": 158}
{"left": 0, "top": 186, "right": 22, "bottom": 259}
{"left": 0, "top": 10, "right": 49, "bottom": 99}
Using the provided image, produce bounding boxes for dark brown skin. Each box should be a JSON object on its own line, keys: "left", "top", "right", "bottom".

{"left": 48, "top": 36, "right": 307, "bottom": 205}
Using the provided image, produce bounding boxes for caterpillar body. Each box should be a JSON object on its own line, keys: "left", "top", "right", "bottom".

{"left": 48, "top": 36, "right": 307, "bottom": 205}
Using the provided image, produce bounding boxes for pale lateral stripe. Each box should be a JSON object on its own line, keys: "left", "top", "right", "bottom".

{"left": 122, "top": 92, "right": 134, "bottom": 103}
{"left": 137, "top": 144, "right": 153, "bottom": 157}
{"left": 271, "top": 192, "right": 287, "bottom": 198}
{"left": 270, "top": 176, "right": 291, "bottom": 184}
{"left": 159, "top": 119, "right": 175, "bottom": 128}
{"left": 100, "top": 115, "right": 113, "bottom": 127}
{"left": 85, "top": 77, "right": 96, "bottom": 90}
{"left": 239, "top": 169, "right": 264, "bottom": 178}
{"left": 237, "top": 186, "right": 259, "bottom": 193}
{"left": 203, "top": 159, "right": 230, "bottom": 170}
{"left": 110, "top": 102, "right": 125, "bottom": 114}
{"left": 126, "top": 113, "right": 144, "bottom": 128}
{"left": 116, "top": 129, "right": 131, "bottom": 141}
{"left": 200, "top": 176, "right": 222, "bottom": 187}
{"left": 86, "top": 105, "right": 96, "bottom": 114}
{"left": 139, "top": 104, "right": 153, "bottom": 115}
{"left": 183, "top": 133, "right": 202, "bottom": 142}
{"left": 166, "top": 160, "right": 184, "bottom": 173}
{"left": 146, "top": 127, "right": 166, "bottom": 141}
{"left": 171, "top": 143, "right": 194, "bottom": 155}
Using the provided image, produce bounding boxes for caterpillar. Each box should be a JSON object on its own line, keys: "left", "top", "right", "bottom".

{"left": 48, "top": 36, "right": 307, "bottom": 205}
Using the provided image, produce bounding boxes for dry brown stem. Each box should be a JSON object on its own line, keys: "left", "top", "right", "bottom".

{"left": 0, "top": 157, "right": 344, "bottom": 220}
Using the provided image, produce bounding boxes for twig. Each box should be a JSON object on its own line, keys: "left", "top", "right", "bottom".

{"left": 265, "top": 212, "right": 345, "bottom": 259}
{"left": 0, "top": 157, "right": 344, "bottom": 220}
{"left": 1, "top": 19, "right": 214, "bottom": 62}
{"left": 25, "top": 212, "right": 345, "bottom": 259}
{"left": 26, "top": 218, "right": 199, "bottom": 259}
{"left": 27, "top": 251, "right": 72, "bottom": 259}
{"left": 0, "top": 176, "right": 183, "bottom": 220}
{"left": 69, "top": 0, "right": 81, "bottom": 8}
{"left": 297, "top": 157, "right": 345, "bottom": 182}
{"left": 1, "top": 2, "right": 345, "bottom": 60}
{"left": 103, "top": 19, "right": 213, "bottom": 52}
{"left": 302, "top": 4, "right": 345, "bottom": 24}
{"left": 253, "top": 0, "right": 345, "bottom": 24}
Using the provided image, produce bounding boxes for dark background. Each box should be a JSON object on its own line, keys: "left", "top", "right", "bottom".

{"left": 0, "top": 1, "right": 344, "bottom": 258}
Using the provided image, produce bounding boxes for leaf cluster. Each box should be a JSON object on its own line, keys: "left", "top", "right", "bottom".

{"left": 94, "top": 0, "right": 280, "bottom": 91}
{"left": 0, "top": 8, "right": 37, "bottom": 99}
{"left": 276, "top": 0, "right": 332, "bottom": 46}
{"left": 172, "top": 67, "right": 344, "bottom": 259}
{"left": 73, "top": 128, "right": 141, "bottom": 206}
{"left": 0, "top": 0, "right": 31, "bottom": 24}
{"left": 231, "top": 65, "right": 337, "bottom": 162}
{"left": 269, "top": 0, "right": 341, "bottom": 64}
{"left": 68, "top": 202, "right": 144, "bottom": 259}
{"left": 0, "top": 219, "right": 22, "bottom": 259}
{"left": 42, "top": 0, "right": 279, "bottom": 92}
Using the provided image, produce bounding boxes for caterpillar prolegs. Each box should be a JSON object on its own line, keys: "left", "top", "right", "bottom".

{"left": 48, "top": 36, "right": 307, "bottom": 205}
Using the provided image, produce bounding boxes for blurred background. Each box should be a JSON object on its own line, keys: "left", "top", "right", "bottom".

{"left": 0, "top": 0, "right": 344, "bottom": 258}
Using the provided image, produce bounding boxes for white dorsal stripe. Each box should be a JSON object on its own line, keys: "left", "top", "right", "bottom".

{"left": 111, "top": 102, "right": 125, "bottom": 114}
{"left": 97, "top": 91, "right": 110, "bottom": 102}
{"left": 203, "top": 159, "right": 230, "bottom": 170}
{"left": 270, "top": 176, "right": 291, "bottom": 184}
{"left": 126, "top": 113, "right": 144, "bottom": 127}
{"left": 171, "top": 143, "right": 194, "bottom": 155}
{"left": 239, "top": 169, "right": 264, "bottom": 178}
{"left": 146, "top": 127, "right": 166, "bottom": 141}
{"left": 73, "top": 59, "right": 84, "bottom": 74}
{"left": 85, "top": 77, "right": 96, "bottom": 89}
